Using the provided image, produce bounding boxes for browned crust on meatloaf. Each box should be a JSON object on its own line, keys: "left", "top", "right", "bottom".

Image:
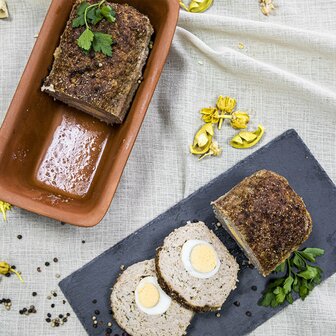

{"left": 42, "top": 0, "right": 153, "bottom": 124}
{"left": 155, "top": 248, "right": 217, "bottom": 313}
{"left": 212, "top": 170, "right": 312, "bottom": 277}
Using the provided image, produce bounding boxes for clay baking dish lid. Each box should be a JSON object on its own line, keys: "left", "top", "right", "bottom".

{"left": 0, "top": 0, "right": 179, "bottom": 226}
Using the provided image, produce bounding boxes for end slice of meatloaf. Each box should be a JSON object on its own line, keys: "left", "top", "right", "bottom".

{"left": 212, "top": 170, "right": 312, "bottom": 277}
{"left": 42, "top": 1, "right": 153, "bottom": 124}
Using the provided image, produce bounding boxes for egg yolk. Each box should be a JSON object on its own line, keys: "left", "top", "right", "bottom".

{"left": 190, "top": 244, "right": 217, "bottom": 273}
{"left": 138, "top": 283, "right": 160, "bottom": 308}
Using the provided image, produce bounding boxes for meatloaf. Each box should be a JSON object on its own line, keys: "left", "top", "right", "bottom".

{"left": 212, "top": 170, "right": 312, "bottom": 277}
{"left": 42, "top": 1, "right": 153, "bottom": 124}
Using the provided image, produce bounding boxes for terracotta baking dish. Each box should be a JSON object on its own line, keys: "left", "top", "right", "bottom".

{"left": 0, "top": 0, "right": 179, "bottom": 226}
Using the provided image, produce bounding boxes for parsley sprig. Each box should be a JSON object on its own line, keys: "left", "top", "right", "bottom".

{"left": 259, "top": 247, "right": 324, "bottom": 308}
{"left": 72, "top": 0, "right": 116, "bottom": 57}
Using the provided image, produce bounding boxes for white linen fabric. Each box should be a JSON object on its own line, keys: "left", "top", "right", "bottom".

{"left": 0, "top": 0, "right": 336, "bottom": 335}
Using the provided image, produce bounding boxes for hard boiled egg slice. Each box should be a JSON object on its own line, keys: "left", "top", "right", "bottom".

{"left": 135, "top": 276, "right": 171, "bottom": 315}
{"left": 181, "top": 239, "right": 221, "bottom": 279}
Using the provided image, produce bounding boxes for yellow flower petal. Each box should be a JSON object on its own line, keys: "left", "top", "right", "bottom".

{"left": 230, "top": 125, "right": 265, "bottom": 149}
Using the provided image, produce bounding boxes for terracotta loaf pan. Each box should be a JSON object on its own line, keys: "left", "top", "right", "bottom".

{"left": 0, "top": 0, "right": 179, "bottom": 226}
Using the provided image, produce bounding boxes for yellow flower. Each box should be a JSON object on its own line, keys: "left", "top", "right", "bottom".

{"left": 216, "top": 96, "right": 236, "bottom": 113}
{"left": 0, "top": 261, "right": 24, "bottom": 283}
{"left": 0, "top": 201, "right": 11, "bottom": 221}
{"left": 231, "top": 111, "right": 250, "bottom": 129}
{"left": 190, "top": 123, "right": 214, "bottom": 155}
{"left": 200, "top": 107, "right": 220, "bottom": 124}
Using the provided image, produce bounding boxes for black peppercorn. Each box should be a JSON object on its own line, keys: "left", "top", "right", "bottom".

{"left": 53, "top": 258, "right": 58, "bottom": 263}
{"left": 17, "top": 235, "right": 22, "bottom": 240}
{"left": 51, "top": 304, "right": 55, "bottom": 308}
{"left": 47, "top": 313, "right": 51, "bottom": 317}
{"left": 233, "top": 301, "right": 240, "bottom": 307}
{"left": 45, "top": 262, "right": 50, "bottom": 267}
{"left": 251, "top": 286, "right": 257, "bottom": 291}
{"left": 46, "top": 318, "right": 51, "bottom": 323}
{"left": 95, "top": 310, "right": 100, "bottom": 315}
{"left": 32, "top": 292, "right": 37, "bottom": 297}
{"left": 246, "top": 311, "right": 252, "bottom": 317}
{"left": 92, "top": 299, "right": 97, "bottom": 304}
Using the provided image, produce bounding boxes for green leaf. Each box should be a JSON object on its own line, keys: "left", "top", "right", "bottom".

{"left": 92, "top": 8, "right": 104, "bottom": 25}
{"left": 273, "top": 286, "right": 282, "bottom": 295}
{"left": 92, "top": 32, "right": 113, "bottom": 56}
{"left": 101, "top": 5, "right": 116, "bottom": 22}
{"left": 274, "top": 262, "right": 286, "bottom": 273}
{"left": 302, "top": 248, "right": 324, "bottom": 258}
{"left": 283, "top": 276, "right": 294, "bottom": 294}
{"left": 298, "top": 266, "right": 319, "bottom": 280}
{"left": 77, "top": 2, "right": 90, "bottom": 16}
{"left": 73, "top": 15, "right": 86, "bottom": 28}
{"left": 259, "top": 292, "right": 274, "bottom": 307}
{"left": 275, "top": 287, "right": 286, "bottom": 304}
{"left": 286, "top": 293, "right": 294, "bottom": 304}
{"left": 77, "top": 28, "right": 94, "bottom": 51}
{"left": 299, "top": 283, "right": 309, "bottom": 299}
{"left": 270, "top": 298, "right": 279, "bottom": 308}
{"left": 293, "top": 254, "right": 306, "bottom": 270}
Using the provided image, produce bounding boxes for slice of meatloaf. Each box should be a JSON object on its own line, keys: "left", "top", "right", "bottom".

{"left": 42, "top": 1, "right": 153, "bottom": 124}
{"left": 212, "top": 170, "right": 312, "bottom": 277}
{"left": 155, "top": 221, "right": 239, "bottom": 312}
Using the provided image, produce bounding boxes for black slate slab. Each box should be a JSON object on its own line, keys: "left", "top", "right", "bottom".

{"left": 59, "top": 129, "right": 336, "bottom": 336}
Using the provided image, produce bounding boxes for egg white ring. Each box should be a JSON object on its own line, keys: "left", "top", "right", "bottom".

{"left": 135, "top": 276, "right": 171, "bottom": 315}
{"left": 181, "top": 239, "right": 221, "bottom": 279}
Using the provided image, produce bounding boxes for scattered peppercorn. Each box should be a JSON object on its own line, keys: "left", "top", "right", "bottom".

{"left": 32, "top": 292, "right": 37, "bottom": 297}
{"left": 63, "top": 300, "right": 67, "bottom": 305}
{"left": 47, "top": 313, "right": 51, "bottom": 317}
{"left": 92, "top": 299, "right": 97, "bottom": 304}
{"left": 51, "top": 304, "right": 55, "bottom": 308}
{"left": 53, "top": 258, "right": 58, "bottom": 263}
{"left": 66, "top": 313, "right": 70, "bottom": 316}
{"left": 17, "top": 235, "right": 22, "bottom": 240}
{"left": 82, "top": 240, "right": 86, "bottom": 244}
{"left": 37, "top": 267, "right": 41, "bottom": 272}
{"left": 95, "top": 310, "right": 100, "bottom": 315}
{"left": 53, "top": 293, "right": 57, "bottom": 297}
{"left": 106, "top": 328, "right": 112, "bottom": 334}
{"left": 46, "top": 318, "right": 51, "bottom": 323}
{"left": 233, "top": 301, "right": 240, "bottom": 307}
{"left": 246, "top": 311, "right": 252, "bottom": 317}
{"left": 251, "top": 286, "right": 257, "bottom": 291}
{"left": 45, "top": 262, "right": 50, "bottom": 267}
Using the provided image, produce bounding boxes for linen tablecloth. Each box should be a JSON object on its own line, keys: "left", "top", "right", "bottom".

{"left": 1, "top": 0, "right": 336, "bottom": 335}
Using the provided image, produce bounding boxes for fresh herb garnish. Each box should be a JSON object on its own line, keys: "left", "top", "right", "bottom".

{"left": 73, "top": 0, "right": 116, "bottom": 57}
{"left": 259, "top": 247, "right": 324, "bottom": 308}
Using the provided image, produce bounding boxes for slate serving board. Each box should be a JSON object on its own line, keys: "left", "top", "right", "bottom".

{"left": 59, "top": 129, "right": 336, "bottom": 336}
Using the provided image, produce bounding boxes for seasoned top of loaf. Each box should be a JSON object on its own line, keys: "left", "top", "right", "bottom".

{"left": 43, "top": 1, "right": 153, "bottom": 123}
{"left": 111, "top": 259, "right": 193, "bottom": 336}
{"left": 212, "top": 170, "right": 312, "bottom": 276}
{"left": 155, "top": 221, "right": 239, "bottom": 312}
